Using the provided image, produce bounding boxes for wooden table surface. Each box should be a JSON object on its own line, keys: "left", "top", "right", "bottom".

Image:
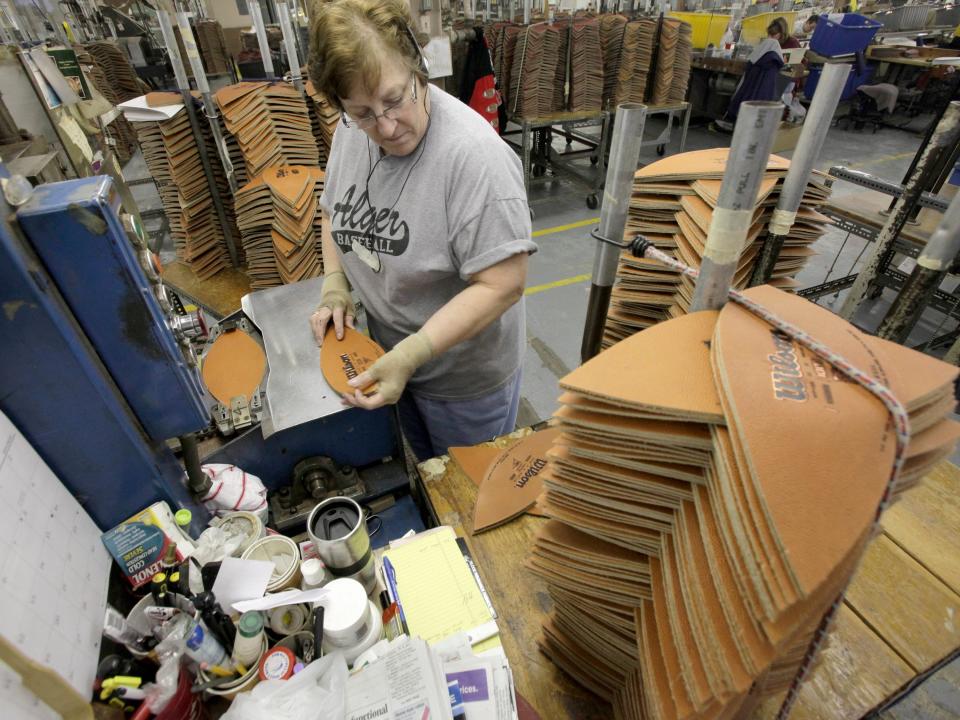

{"left": 160, "top": 261, "right": 251, "bottom": 319}
{"left": 419, "top": 429, "right": 960, "bottom": 720}
{"left": 417, "top": 427, "right": 609, "bottom": 720}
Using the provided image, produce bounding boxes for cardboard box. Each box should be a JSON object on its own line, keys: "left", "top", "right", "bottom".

{"left": 101, "top": 502, "right": 196, "bottom": 589}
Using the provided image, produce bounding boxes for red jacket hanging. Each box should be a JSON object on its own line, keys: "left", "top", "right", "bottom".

{"left": 459, "top": 27, "right": 502, "bottom": 133}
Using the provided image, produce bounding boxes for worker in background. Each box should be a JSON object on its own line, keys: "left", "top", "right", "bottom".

{"left": 794, "top": 15, "right": 819, "bottom": 39}
{"left": 307, "top": 0, "right": 537, "bottom": 461}
{"left": 712, "top": 18, "right": 786, "bottom": 132}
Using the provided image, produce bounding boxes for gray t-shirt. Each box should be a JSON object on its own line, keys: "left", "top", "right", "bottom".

{"left": 319, "top": 85, "right": 537, "bottom": 401}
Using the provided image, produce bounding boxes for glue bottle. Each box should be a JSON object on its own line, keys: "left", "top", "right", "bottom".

{"left": 184, "top": 618, "right": 229, "bottom": 667}
{"left": 232, "top": 612, "right": 265, "bottom": 667}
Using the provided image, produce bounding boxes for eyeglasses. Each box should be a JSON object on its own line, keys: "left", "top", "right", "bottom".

{"left": 341, "top": 75, "right": 418, "bottom": 130}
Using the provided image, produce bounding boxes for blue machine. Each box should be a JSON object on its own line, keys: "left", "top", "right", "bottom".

{"left": 0, "top": 174, "right": 208, "bottom": 530}
{"left": 16, "top": 177, "right": 209, "bottom": 439}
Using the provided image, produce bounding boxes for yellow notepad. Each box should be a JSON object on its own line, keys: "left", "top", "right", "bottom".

{"left": 383, "top": 527, "right": 496, "bottom": 646}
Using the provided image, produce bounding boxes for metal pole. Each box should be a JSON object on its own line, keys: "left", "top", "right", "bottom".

{"left": 690, "top": 101, "right": 781, "bottom": 312}
{"left": 277, "top": 0, "right": 302, "bottom": 91}
{"left": 179, "top": 433, "right": 212, "bottom": 495}
{"left": 886, "top": 72, "right": 960, "bottom": 215}
{"left": 174, "top": 5, "right": 240, "bottom": 198}
{"left": 876, "top": 192, "right": 960, "bottom": 343}
{"left": 158, "top": 7, "right": 241, "bottom": 268}
{"left": 249, "top": 0, "right": 276, "bottom": 80}
{"left": 751, "top": 63, "right": 850, "bottom": 287}
{"left": 581, "top": 103, "right": 648, "bottom": 362}
{"left": 839, "top": 101, "right": 960, "bottom": 321}
{"left": 944, "top": 325, "right": 960, "bottom": 366}
{"left": 523, "top": 0, "right": 530, "bottom": 24}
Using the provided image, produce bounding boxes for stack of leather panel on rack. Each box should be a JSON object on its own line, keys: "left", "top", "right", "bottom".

{"left": 132, "top": 100, "right": 233, "bottom": 279}
{"left": 195, "top": 19, "right": 232, "bottom": 75}
{"left": 601, "top": 148, "right": 831, "bottom": 348}
{"left": 215, "top": 82, "right": 320, "bottom": 179}
{"left": 508, "top": 22, "right": 567, "bottom": 118}
{"left": 613, "top": 19, "right": 656, "bottom": 105}
{"left": 499, "top": 24, "right": 523, "bottom": 112}
{"left": 84, "top": 41, "right": 142, "bottom": 101}
{"left": 234, "top": 165, "right": 325, "bottom": 288}
{"left": 650, "top": 17, "right": 680, "bottom": 105}
{"left": 668, "top": 20, "right": 693, "bottom": 104}
{"left": 569, "top": 18, "right": 604, "bottom": 112}
{"left": 529, "top": 285, "right": 960, "bottom": 719}
{"left": 74, "top": 46, "right": 139, "bottom": 162}
{"left": 305, "top": 81, "right": 340, "bottom": 167}
{"left": 599, "top": 14, "right": 627, "bottom": 109}
{"left": 214, "top": 111, "right": 249, "bottom": 188}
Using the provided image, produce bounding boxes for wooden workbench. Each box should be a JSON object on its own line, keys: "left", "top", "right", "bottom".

{"left": 418, "top": 434, "right": 960, "bottom": 719}
{"left": 417, "top": 427, "right": 606, "bottom": 720}
{"left": 160, "top": 261, "right": 251, "bottom": 319}
{"left": 825, "top": 189, "right": 940, "bottom": 247}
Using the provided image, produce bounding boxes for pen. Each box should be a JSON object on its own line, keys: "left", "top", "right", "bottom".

{"left": 381, "top": 556, "right": 409, "bottom": 635}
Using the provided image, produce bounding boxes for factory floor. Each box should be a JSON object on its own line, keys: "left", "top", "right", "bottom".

{"left": 124, "top": 110, "right": 959, "bottom": 718}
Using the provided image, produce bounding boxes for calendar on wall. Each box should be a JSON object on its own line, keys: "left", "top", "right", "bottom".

{"left": 0, "top": 409, "right": 111, "bottom": 710}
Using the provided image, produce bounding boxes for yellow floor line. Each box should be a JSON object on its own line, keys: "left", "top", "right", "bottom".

{"left": 525, "top": 273, "right": 591, "bottom": 296}
{"left": 532, "top": 217, "right": 599, "bottom": 238}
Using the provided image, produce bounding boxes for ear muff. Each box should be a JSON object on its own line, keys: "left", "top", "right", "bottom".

{"left": 402, "top": 23, "right": 430, "bottom": 75}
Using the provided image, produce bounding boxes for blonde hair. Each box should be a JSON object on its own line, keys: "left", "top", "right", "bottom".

{"left": 308, "top": 0, "right": 425, "bottom": 107}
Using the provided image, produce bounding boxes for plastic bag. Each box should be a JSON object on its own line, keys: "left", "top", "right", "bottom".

{"left": 222, "top": 651, "right": 348, "bottom": 720}
{"left": 200, "top": 464, "right": 268, "bottom": 520}
{"left": 191, "top": 524, "right": 246, "bottom": 566}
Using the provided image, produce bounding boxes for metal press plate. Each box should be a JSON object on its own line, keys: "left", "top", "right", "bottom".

{"left": 242, "top": 276, "right": 347, "bottom": 438}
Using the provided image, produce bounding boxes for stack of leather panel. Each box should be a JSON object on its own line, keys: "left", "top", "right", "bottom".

{"left": 530, "top": 286, "right": 960, "bottom": 719}
{"left": 602, "top": 148, "right": 831, "bottom": 348}
{"left": 234, "top": 165, "right": 325, "bottom": 288}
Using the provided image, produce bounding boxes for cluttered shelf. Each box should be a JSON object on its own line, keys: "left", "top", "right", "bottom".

{"left": 416, "top": 430, "right": 960, "bottom": 720}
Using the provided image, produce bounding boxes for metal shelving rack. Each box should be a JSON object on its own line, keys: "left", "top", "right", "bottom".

{"left": 799, "top": 166, "right": 960, "bottom": 350}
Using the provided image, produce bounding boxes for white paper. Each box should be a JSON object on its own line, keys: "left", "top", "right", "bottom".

{"left": 212, "top": 557, "right": 275, "bottom": 613}
{"left": 0, "top": 411, "right": 111, "bottom": 700}
{"left": 346, "top": 637, "right": 453, "bottom": 720}
{"left": 117, "top": 94, "right": 184, "bottom": 122}
{"left": 232, "top": 586, "right": 331, "bottom": 613}
{"left": 444, "top": 655, "right": 517, "bottom": 720}
{"left": 424, "top": 36, "right": 453, "bottom": 79}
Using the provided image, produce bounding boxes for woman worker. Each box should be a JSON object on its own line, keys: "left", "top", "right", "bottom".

{"left": 307, "top": 0, "right": 537, "bottom": 461}
{"left": 713, "top": 18, "right": 787, "bottom": 132}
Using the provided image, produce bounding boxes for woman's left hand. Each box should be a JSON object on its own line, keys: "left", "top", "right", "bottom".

{"left": 341, "top": 332, "right": 434, "bottom": 410}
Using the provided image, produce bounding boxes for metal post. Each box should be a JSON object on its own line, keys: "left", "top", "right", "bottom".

{"left": 886, "top": 72, "right": 960, "bottom": 215}
{"left": 158, "top": 7, "right": 241, "bottom": 268}
{"left": 174, "top": 5, "right": 240, "bottom": 198}
{"left": 157, "top": 7, "right": 191, "bottom": 92}
{"left": 581, "top": 103, "right": 648, "bottom": 362}
{"left": 523, "top": 0, "right": 530, "bottom": 24}
{"left": 876, "top": 192, "right": 960, "bottom": 343}
{"left": 751, "top": 63, "right": 850, "bottom": 287}
{"left": 944, "top": 325, "right": 960, "bottom": 366}
{"left": 839, "top": 101, "right": 960, "bottom": 321}
{"left": 277, "top": 0, "right": 302, "bottom": 91}
{"left": 690, "top": 101, "right": 781, "bottom": 312}
{"left": 249, "top": 0, "right": 276, "bottom": 80}
{"left": 179, "top": 433, "right": 212, "bottom": 495}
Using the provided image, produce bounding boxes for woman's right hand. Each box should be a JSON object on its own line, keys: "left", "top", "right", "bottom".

{"left": 310, "top": 271, "right": 355, "bottom": 345}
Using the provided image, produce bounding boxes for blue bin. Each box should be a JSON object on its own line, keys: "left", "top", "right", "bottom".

{"left": 804, "top": 63, "right": 876, "bottom": 101}
{"left": 809, "top": 14, "right": 882, "bottom": 57}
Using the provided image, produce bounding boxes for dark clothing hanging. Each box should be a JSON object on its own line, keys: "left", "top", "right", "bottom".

{"left": 724, "top": 50, "right": 784, "bottom": 122}
{"left": 458, "top": 27, "right": 501, "bottom": 132}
